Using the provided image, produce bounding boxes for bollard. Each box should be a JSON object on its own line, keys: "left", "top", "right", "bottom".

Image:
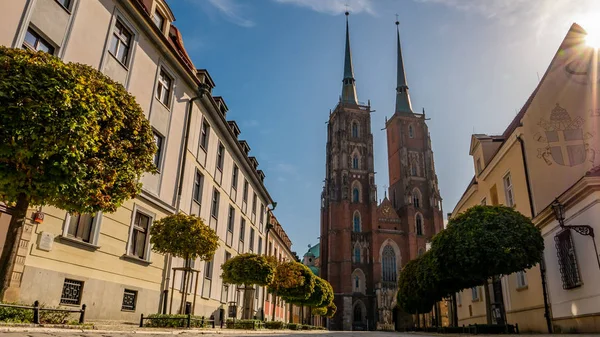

{"left": 79, "top": 304, "right": 86, "bottom": 324}
{"left": 33, "top": 301, "right": 40, "bottom": 324}
{"left": 220, "top": 319, "right": 224, "bottom": 329}
{"left": 187, "top": 312, "right": 191, "bottom": 328}
{"left": 139, "top": 313, "right": 144, "bottom": 328}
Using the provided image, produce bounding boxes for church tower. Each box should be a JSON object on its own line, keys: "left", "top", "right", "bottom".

{"left": 385, "top": 21, "right": 444, "bottom": 262}
{"left": 320, "top": 12, "right": 378, "bottom": 331}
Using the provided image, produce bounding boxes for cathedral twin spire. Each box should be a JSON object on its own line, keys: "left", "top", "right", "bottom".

{"left": 340, "top": 14, "right": 414, "bottom": 114}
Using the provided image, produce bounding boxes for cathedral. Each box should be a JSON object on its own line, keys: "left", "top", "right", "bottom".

{"left": 319, "top": 13, "right": 445, "bottom": 331}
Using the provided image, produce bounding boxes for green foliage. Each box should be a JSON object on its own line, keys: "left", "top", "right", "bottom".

{"left": 325, "top": 302, "right": 337, "bottom": 318}
{"left": 301, "top": 276, "right": 333, "bottom": 307}
{"left": 397, "top": 205, "right": 544, "bottom": 314}
{"left": 273, "top": 262, "right": 315, "bottom": 302}
{"left": 144, "top": 314, "right": 210, "bottom": 328}
{"left": 225, "top": 319, "right": 264, "bottom": 329}
{"left": 0, "top": 304, "right": 32, "bottom": 323}
{"left": 264, "top": 320, "right": 286, "bottom": 329}
{"left": 0, "top": 47, "right": 157, "bottom": 214}
{"left": 430, "top": 205, "right": 544, "bottom": 292}
{"left": 221, "top": 253, "right": 275, "bottom": 286}
{"left": 150, "top": 213, "right": 219, "bottom": 261}
{"left": 287, "top": 323, "right": 301, "bottom": 330}
{"left": 312, "top": 306, "right": 327, "bottom": 316}
{"left": 0, "top": 303, "right": 75, "bottom": 324}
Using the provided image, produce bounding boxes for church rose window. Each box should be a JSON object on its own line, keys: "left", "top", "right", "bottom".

{"left": 382, "top": 245, "right": 397, "bottom": 282}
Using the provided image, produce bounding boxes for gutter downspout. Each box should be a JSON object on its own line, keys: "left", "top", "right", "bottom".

{"left": 162, "top": 85, "right": 210, "bottom": 314}
{"left": 517, "top": 134, "right": 552, "bottom": 333}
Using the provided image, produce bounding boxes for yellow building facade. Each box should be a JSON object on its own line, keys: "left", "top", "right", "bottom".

{"left": 451, "top": 23, "right": 599, "bottom": 333}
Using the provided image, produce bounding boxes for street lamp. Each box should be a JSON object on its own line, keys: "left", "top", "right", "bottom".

{"left": 551, "top": 198, "right": 600, "bottom": 270}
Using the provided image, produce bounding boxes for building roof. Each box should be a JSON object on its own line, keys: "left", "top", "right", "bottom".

{"left": 304, "top": 243, "right": 320, "bottom": 258}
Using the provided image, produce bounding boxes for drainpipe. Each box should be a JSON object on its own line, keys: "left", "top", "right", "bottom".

{"left": 161, "top": 84, "right": 210, "bottom": 314}
{"left": 516, "top": 135, "right": 552, "bottom": 333}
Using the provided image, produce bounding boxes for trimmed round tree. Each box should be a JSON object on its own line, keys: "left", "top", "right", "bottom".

{"left": 430, "top": 205, "right": 544, "bottom": 292}
{"left": 150, "top": 213, "right": 219, "bottom": 311}
{"left": 0, "top": 47, "right": 157, "bottom": 297}
{"left": 325, "top": 302, "right": 337, "bottom": 318}
{"left": 221, "top": 253, "right": 275, "bottom": 319}
{"left": 273, "top": 261, "right": 316, "bottom": 302}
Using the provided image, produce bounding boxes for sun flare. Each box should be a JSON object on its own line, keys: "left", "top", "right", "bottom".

{"left": 577, "top": 12, "right": 600, "bottom": 48}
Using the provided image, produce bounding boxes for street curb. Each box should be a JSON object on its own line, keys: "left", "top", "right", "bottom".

{"left": 0, "top": 327, "right": 329, "bottom": 334}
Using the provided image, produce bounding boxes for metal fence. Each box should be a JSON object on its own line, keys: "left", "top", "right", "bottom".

{"left": 0, "top": 300, "right": 86, "bottom": 324}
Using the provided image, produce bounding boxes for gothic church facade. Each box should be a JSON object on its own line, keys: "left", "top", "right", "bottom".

{"left": 319, "top": 14, "right": 444, "bottom": 331}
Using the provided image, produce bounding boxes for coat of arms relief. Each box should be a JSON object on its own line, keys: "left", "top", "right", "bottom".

{"left": 534, "top": 103, "right": 595, "bottom": 167}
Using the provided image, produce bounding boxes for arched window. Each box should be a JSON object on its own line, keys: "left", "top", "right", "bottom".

{"left": 354, "top": 275, "right": 359, "bottom": 289}
{"left": 353, "top": 212, "right": 361, "bottom": 232}
{"left": 352, "top": 122, "right": 359, "bottom": 138}
{"left": 411, "top": 162, "right": 417, "bottom": 176}
{"left": 354, "top": 305, "right": 362, "bottom": 322}
{"left": 413, "top": 190, "right": 421, "bottom": 208}
{"left": 353, "top": 188, "right": 359, "bottom": 203}
{"left": 354, "top": 247, "right": 361, "bottom": 263}
{"left": 352, "top": 155, "right": 359, "bottom": 169}
{"left": 382, "top": 245, "right": 397, "bottom": 283}
{"left": 416, "top": 214, "right": 423, "bottom": 236}
{"left": 408, "top": 124, "right": 414, "bottom": 138}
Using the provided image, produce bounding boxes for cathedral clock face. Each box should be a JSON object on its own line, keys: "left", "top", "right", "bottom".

{"left": 382, "top": 206, "right": 392, "bottom": 216}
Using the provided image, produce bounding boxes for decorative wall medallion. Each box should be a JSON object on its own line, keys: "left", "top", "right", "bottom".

{"left": 535, "top": 104, "right": 595, "bottom": 166}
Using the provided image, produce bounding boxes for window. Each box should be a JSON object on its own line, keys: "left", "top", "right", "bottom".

{"left": 471, "top": 287, "right": 479, "bottom": 301}
{"left": 153, "top": 132, "right": 164, "bottom": 169}
{"left": 129, "top": 211, "right": 151, "bottom": 259}
{"left": 352, "top": 122, "right": 359, "bottom": 138}
{"left": 259, "top": 204, "right": 265, "bottom": 224}
{"left": 382, "top": 245, "right": 397, "bottom": 283}
{"left": 258, "top": 237, "right": 263, "bottom": 255}
{"left": 352, "top": 155, "right": 359, "bottom": 169}
{"left": 249, "top": 228, "right": 255, "bottom": 252}
{"left": 66, "top": 213, "right": 95, "bottom": 243}
{"left": 239, "top": 219, "right": 246, "bottom": 241}
{"left": 411, "top": 162, "right": 417, "bottom": 176}
{"left": 503, "top": 173, "right": 515, "bottom": 207}
{"left": 516, "top": 271, "right": 527, "bottom": 288}
{"left": 481, "top": 198, "right": 487, "bottom": 206}
{"left": 200, "top": 120, "right": 210, "bottom": 150}
{"left": 555, "top": 229, "right": 582, "bottom": 289}
{"left": 354, "top": 275, "right": 359, "bottom": 289}
{"left": 352, "top": 188, "right": 359, "bottom": 203}
{"left": 216, "top": 142, "right": 225, "bottom": 171}
{"left": 413, "top": 191, "right": 420, "bottom": 208}
{"left": 418, "top": 248, "right": 424, "bottom": 257}
{"left": 232, "top": 165, "right": 239, "bottom": 190}
{"left": 23, "top": 28, "right": 54, "bottom": 54}
{"left": 204, "top": 260, "right": 213, "bottom": 279}
{"left": 252, "top": 193, "right": 257, "bottom": 215}
{"left": 476, "top": 158, "right": 483, "bottom": 175}
{"left": 56, "top": 0, "right": 71, "bottom": 9}
{"left": 227, "top": 206, "right": 235, "bottom": 233}
{"left": 156, "top": 69, "right": 172, "bottom": 106}
{"left": 354, "top": 247, "right": 360, "bottom": 263}
{"left": 122, "top": 289, "right": 137, "bottom": 311}
{"left": 60, "top": 279, "right": 83, "bottom": 305}
{"left": 353, "top": 305, "right": 362, "bottom": 322}
{"left": 211, "top": 189, "right": 220, "bottom": 219}
{"left": 192, "top": 170, "right": 203, "bottom": 203}
{"left": 416, "top": 214, "right": 423, "bottom": 236}
{"left": 152, "top": 10, "right": 165, "bottom": 30}
{"left": 109, "top": 20, "right": 132, "bottom": 65}
{"left": 353, "top": 212, "right": 361, "bottom": 232}
{"left": 408, "top": 125, "right": 414, "bottom": 138}
{"left": 243, "top": 180, "right": 249, "bottom": 202}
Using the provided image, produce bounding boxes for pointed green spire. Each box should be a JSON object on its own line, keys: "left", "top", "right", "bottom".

{"left": 395, "top": 20, "right": 413, "bottom": 114}
{"left": 341, "top": 11, "right": 358, "bottom": 104}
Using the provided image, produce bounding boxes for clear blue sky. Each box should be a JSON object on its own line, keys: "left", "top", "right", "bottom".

{"left": 167, "top": 0, "right": 600, "bottom": 255}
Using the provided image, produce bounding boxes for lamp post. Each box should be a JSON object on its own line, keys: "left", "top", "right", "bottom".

{"left": 262, "top": 202, "right": 277, "bottom": 321}
{"left": 551, "top": 199, "right": 600, "bottom": 270}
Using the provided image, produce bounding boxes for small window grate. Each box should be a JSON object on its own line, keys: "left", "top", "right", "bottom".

{"left": 555, "top": 229, "right": 582, "bottom": 289}
{"left": 122, "top": 289, "right": 138, "bottom": 311}
{"left": 60, "top": 279, "right": 83, "bottom": 305}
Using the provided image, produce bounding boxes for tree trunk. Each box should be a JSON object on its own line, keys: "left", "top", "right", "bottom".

{"left": 0, "top": 193, "right": 29, "bottom": 301}
{"left": 242, "top": 286, "right": 255, "bottom": 319}
{"left": 483, "top": 279, "right": 492, "bottom": 324}
{"left": 271, "top": 292, "right": 277, "bottom": 321}
{"left": 180, "top": 257, "right": 189, "bottom": 314}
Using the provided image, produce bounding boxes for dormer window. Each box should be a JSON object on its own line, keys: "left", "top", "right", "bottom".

{"left": 152, "top": 10, "right": 165, "bottom": 31}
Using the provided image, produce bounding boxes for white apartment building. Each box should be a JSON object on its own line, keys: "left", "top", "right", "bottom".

{"left": 0, "top": 0, "right": 275, "bottom": 322}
